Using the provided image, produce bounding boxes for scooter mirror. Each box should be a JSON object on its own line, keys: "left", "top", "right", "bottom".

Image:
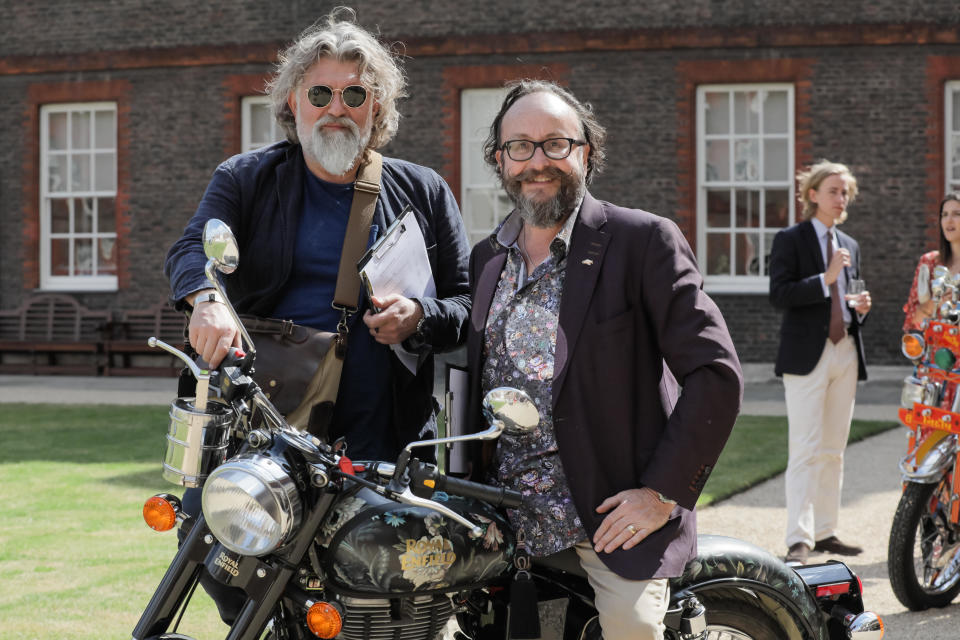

{"left": 932, "top": 277, "right": 946, "bottom": 298}
{"left": 482, "top": 387, "right": 539, "bottom": 435}
{"left": 202, "top": 219, "right": 240, "bottom": 275}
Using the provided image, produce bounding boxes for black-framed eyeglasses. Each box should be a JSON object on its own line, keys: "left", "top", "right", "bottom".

{"left": 500, "top": 137, "right": 586, "bottom": 162}
{"left": 306, "top": 85, "right": 368, "bottom": 109}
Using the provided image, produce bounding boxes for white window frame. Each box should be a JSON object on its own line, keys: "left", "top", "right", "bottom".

{"left": 39, "top": 102, "right": 118, "bottom": 291}
{"left": 241, "top": 95, "right": 283, "bottom": 152}
{"left": 460, "top": 88, "right": 512, "bottom": 246}
{"left": 946, "top": 81, "right": 960, "bottom": 194}
{"left": 696, "top": 83, "right": 795, "bottom": 294}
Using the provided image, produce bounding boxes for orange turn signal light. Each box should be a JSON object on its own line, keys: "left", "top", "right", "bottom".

{"left": 306, "top": 601, "right": 343, "bottom": 639}
{"left": 902, "top": 333, "right": 924, "bottom": 359}
{"left": 143, "top": 494, "right": 180, "bottom": 532}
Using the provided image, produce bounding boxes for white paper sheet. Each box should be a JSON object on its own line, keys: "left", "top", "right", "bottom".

{"left": 359, "top": 206, "right": 436, "bottom": 373}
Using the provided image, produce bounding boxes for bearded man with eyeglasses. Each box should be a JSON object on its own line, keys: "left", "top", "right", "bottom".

{"left": 465, "top": 80, "right": 742, "bottom": 639}
{"left": 167, "top": 8, "right": 469, "bottom": 460}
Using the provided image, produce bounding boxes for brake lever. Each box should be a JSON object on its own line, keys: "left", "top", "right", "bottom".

{"left": 393, "top": 487, "right": 483, "bottom": 537}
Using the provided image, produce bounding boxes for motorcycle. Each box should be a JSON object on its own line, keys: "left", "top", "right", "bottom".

{"left": 890, "top": 265, "right": 960, "bottom": 610}
{"left": 133, "top": 218, "right": 883, "bottom": 640}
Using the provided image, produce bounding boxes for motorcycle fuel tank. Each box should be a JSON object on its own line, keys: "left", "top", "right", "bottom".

{"left": 317, "top": 486, "right": 515, "bottom": 596}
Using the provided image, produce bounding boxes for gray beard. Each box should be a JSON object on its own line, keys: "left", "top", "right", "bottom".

{"left": 505, "top": 168, "right": 586, "bottom": 228}
{"left": 300, "top": 116, "right": 370, "bottom": 177}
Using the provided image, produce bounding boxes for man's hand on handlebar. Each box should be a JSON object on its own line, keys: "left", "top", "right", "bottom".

{"left": 187, "top": 290, "right": 241, "bottom": 368}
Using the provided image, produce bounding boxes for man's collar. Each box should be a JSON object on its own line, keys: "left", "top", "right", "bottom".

{"left": 810, "top": 216, "right": 834, "bottom": 237}
{"left": 494, "top": 196, "right": 584, "bottom": 252}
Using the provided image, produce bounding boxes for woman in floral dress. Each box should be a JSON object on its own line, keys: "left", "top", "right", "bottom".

{"left": 903, "top": 193, "right": 960, "bottom": 331}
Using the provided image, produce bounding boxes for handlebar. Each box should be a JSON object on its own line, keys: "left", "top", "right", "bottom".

{"left": 407, "top": 461, "right": 522, "bottom": 509}
{"left": 437, "top": 475, "right": 523, "bottom": 509}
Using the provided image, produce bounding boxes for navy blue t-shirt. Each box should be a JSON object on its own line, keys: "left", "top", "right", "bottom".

{"left": 271, "top": 172, "right": 397, "bottom": 460}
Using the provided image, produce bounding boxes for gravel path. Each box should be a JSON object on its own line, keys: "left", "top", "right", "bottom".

{"left": 698, "top": 424, "right": 960, "bottom": 638}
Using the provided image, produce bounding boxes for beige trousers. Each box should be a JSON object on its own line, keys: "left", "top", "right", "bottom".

{"left": 783, "top": 336, "right": 858, "bottom": 548}
{"left": 573, "top": 541, "right": 669, "bottom": 640}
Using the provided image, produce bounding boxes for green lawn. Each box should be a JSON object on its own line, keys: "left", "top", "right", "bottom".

{"left": 0, "top": 404, "right": 224, "bottom": 640}
{"left": 0, "top": 403, "right": 897, "bottom": 638}
{"left": 697, "top": 414, "right": 898, "bottom": 506}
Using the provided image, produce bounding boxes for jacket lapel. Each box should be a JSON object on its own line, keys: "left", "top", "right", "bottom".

{"left": 471, "top": 237, "right": 508, "bottom": 338}
{"left": 553, "top": 193, "right": 610, "bottom": 407}
{"left": 800, "top": 220, "right": 824, "bottom": 271}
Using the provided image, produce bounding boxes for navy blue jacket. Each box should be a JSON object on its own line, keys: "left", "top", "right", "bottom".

{"left": 165, "top": 142, "right": 471, "bottom": 446}
{"left": 769, "top": 219, "right": 867, "bottom": 381}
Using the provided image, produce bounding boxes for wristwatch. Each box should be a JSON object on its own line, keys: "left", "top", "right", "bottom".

{"left": 195, "top": 291, "right": 225, "bottom": 306}
{"left": 413, "top": 301, "right": 426, "bottom": 339}
{"left": 654, "top": 490, "right": 677, "bottom": 505}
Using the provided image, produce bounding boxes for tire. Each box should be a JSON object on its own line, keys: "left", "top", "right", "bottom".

{"left": 697, "top": 591, "right": 794, "bottom": 640}
{"left": 888, "top": 478, "right": 960, "bottom": 610}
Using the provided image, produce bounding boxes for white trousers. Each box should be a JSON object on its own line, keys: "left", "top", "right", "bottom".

{"left": 782, "top": 336, "right": 858, "bottom": 548}
{"left": 573, "top": 541, "right": 669, "bottom": 640}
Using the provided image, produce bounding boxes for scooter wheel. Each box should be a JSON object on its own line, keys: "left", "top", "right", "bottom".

{"left": 888, "top": 478, "right": 960, "bottom": 610}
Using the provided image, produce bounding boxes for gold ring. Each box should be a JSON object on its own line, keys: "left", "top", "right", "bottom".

{"left": 627, "top": 524, "right": 638, "bottom": 535}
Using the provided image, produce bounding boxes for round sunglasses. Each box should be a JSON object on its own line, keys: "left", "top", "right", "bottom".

{"left": 306, "top": 85, "right": 368, "bottom": 109}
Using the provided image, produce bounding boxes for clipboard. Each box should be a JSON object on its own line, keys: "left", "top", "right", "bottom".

{"left": 358, "top": 205, "right": 436, "bottom": 373}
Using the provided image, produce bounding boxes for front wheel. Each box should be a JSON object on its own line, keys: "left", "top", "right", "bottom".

{"left": 888, "top": 478, "right": 960, "bottom": 610}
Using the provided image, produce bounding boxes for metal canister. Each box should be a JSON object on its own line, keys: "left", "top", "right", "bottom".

{"left": 162, "top": 398, "right": 233, "bottom": 488}
{"left": 901, "top": 376, "right": 926, "bottom": 409}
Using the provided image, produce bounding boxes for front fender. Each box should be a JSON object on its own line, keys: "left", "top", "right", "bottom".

{"left": 899, "top": 431, "right": 956, "bottom": 483}
{"left": 671, "top": 535, "right": 823, "bottom": 640}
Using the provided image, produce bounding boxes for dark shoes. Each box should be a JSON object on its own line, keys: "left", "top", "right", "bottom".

{"left": 813, "top": 536, "right": 863, "bottom": 556}
{"left": 785, "top": 542, "right": 810, "bottom": 565}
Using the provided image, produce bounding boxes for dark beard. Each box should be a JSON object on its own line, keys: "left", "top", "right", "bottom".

{"left": 504, "top": 166, "right": 585, "bottom": 228}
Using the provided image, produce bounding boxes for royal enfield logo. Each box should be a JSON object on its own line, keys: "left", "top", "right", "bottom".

{"left": 214, "top": 550, "right": 240, "bottom": 577}
{"left": 397, "top": 535, "right": 457, "bottom": 588}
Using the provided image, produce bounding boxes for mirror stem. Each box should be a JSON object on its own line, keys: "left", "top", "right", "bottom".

{"left": 204, "top": 259, "right": 257, "bottom": 358}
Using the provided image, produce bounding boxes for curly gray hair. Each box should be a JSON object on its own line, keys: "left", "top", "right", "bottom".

{"left": 267, "top": 7, "right": 406, "bottom": 150}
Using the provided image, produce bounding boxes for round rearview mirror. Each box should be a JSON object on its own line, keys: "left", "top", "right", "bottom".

{"left": 202, "top": 219, "right": 239, "bottom": 275}
{"left": 932, "top": 277, "right": 946, "bottom": 297}
{"left": 482, "top": 387, "right": 539, "bottom": 435}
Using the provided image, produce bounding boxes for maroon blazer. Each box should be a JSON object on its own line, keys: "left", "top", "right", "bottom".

{"left": 466, "top": 192, "right": 743, "bottom": 579}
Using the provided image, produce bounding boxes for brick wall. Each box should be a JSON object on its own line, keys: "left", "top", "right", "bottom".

{"left": 2, "top": 1, "right": 959, "bottom": 366}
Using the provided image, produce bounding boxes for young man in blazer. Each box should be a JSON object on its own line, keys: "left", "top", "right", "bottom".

{"left": 466, "top": 80, "right": 742, "bottom": 640}
{"left": 769, "top": 160, "right": 871, "bottom": 565}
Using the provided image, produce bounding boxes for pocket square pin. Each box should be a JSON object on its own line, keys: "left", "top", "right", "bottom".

{"left": 581, "top": 259, "right": 593, "bottom": 266}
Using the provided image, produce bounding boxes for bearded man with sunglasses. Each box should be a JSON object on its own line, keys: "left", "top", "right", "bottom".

{"left": 164, "top": 8, "right": 470, "bottom": 624}
{"left": 465, "top": 80, "right": 742, "bottom": 639}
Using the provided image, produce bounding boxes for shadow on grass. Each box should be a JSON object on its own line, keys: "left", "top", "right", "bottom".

{"left": 0, "top": 404, "right": 170, "bottom": 465}
{"left": 101, "top": 468, "right": 172, "bottom": 491}
{"left": 698, "top": 416, "right": 899, "bottom": 507}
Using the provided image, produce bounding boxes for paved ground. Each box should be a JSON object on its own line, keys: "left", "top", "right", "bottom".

{"left": 4, "top": 363, "right": 960, "bottom": 636}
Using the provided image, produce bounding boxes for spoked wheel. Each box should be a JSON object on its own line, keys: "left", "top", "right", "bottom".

{"left": 697, "top": 590, "right": 795, "bottom": 640}
{"left": 888, "top": 477, "right": 960, "bottom": 610}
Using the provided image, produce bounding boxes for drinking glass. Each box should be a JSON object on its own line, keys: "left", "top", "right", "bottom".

{"left": 845, "top": 279, "right": 865, "bottom": 307}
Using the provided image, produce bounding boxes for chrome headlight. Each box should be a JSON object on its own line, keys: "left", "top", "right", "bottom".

{"left": 201, "top": 454, "right": 302, "bottom": 556}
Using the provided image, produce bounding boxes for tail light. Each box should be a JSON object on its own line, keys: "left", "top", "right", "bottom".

{"left": 143, "top": 494, "right": 181, "bottom": 532}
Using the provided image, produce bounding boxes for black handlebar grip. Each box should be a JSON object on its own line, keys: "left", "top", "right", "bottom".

{"left": 438, "top": 475, "right": 523, "bottom": 509}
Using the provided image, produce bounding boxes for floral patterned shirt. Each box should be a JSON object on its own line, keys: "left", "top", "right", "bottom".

{"left": 903, "top": 250, "right": 940, "bottom": 332}
{"left": 481, "top": 210, "right": 588, "bottom": 556}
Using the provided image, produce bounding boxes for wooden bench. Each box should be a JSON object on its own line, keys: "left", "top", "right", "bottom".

{"left": 104, "top": 302, "right": 187, "bottom": 376}
{"left": 0, "top": 293, "right": 110, "bottom": 375}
